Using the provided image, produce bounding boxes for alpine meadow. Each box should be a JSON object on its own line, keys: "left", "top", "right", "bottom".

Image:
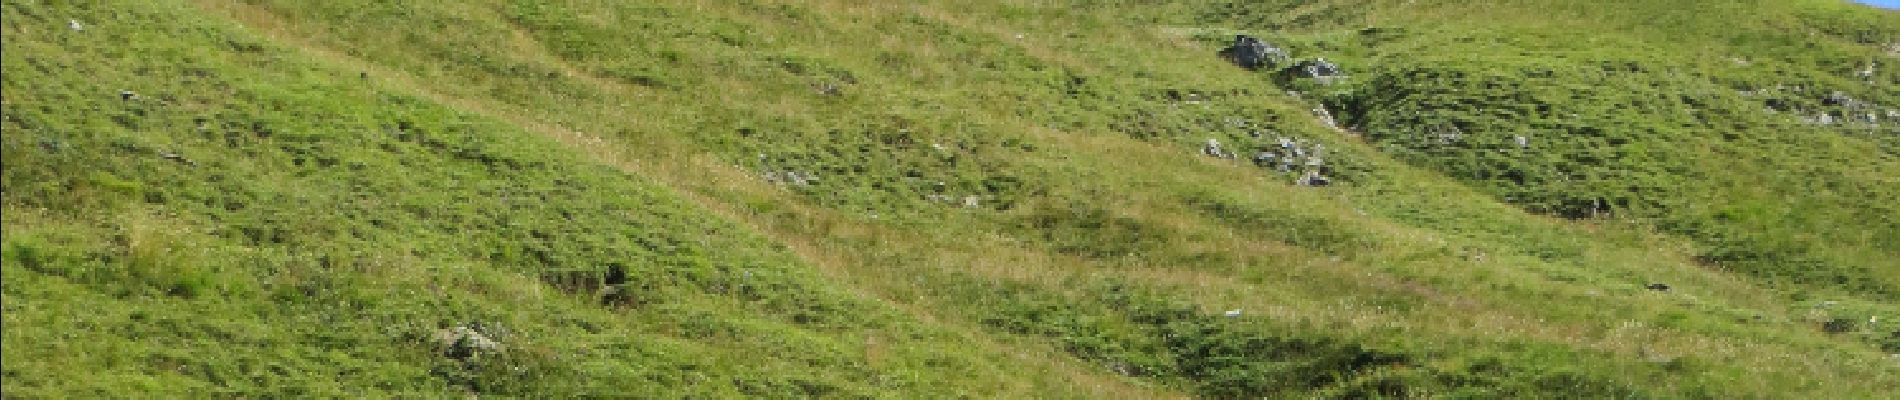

{"left": 3, "top": 0, "right": 1898, "bottom": 398}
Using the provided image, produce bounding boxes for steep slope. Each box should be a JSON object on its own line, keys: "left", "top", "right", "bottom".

{"left": 0, "top": 1, "right": 1160, "bottom": 397}
{"left": 1184, "top": 0, "right": 1900, "bottom": 296}
{"left": 5, "top": 0, "right": 1898, "bottom": 398}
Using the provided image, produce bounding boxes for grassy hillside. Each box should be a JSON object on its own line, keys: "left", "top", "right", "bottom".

{"left": 1179, "top": 0, "right": 1900, "bottom": 297}
{"left": 4, "top": 0, "right": 1897, "bottom": 398}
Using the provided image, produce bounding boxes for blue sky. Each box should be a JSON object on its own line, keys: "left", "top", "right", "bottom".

{"left": 1857, "top": 0, "right": 1900, "bottom": 9}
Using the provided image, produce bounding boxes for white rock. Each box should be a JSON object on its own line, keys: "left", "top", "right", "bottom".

{"left": 434, "top": 326, "right": 502, "bottom": 359}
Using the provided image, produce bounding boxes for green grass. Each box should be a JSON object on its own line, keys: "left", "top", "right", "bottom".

{"left": 5, "top": 0, "right": 1899, "bottom": 397}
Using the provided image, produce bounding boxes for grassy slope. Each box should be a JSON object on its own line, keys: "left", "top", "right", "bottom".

{"left": 4, "top": 0, "right": 1898, "bottom": 398}
{"left": 1185, "top": 0, "right": 1900, "bottom": 295}
{"left": 0, "top": 1, "right": 1159, "bottom": 398}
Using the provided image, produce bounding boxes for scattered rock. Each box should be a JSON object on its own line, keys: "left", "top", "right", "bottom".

{"left": 1223, "top": 309, "right": 1243, "bottom": 318}
{"left": 1202, "top": 138, "right": 1232, "bottom": 158}
{"left": 434, "top": 325, "right": 503, "bottom": 360}
{"left": 813, "top": 81, "right": 842, "bottom": 96}
{"left": 762, "top": 170, "right": 818, "bottom": 187}
{"left": 67, "top": 19, "right": 83, "bottom": 32}
{"left": 1313, "top": 107, "right": 1339, "bottom": 130}
{"left": 1432, "top": 125, "right": 1465, "bottom": 144}
{"left": 1297, "top": 170, "right": 1331, "bottom": 186}
{"left": 1217, "top": 35, "right": 1287, "bottom": 70}
{"left": 1251, "top": 151, "right": 1278, "bottom": 167}
{"left": 1300, "top": 59, "right": 1343, "bottom": 77}
{"left": 1289, "top": 58, "right": 1346, "bottom": 84}
{"left": 119, "top": 90, "right": 138, "bottom": 101}
{"left": 1824, "top": 91, "right": 1860, "bottom": 108}
{"left": 1822, "top": 318, "right": 1856, "bottom": 334}
{"left": 1764, "top": 97, "right": 1793, "bottom": 112}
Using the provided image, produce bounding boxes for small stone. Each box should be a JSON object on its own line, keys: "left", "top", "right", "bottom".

{"left": 1822, "top": 318, "right": 1856, "bottom": 334}
{"left": 1291, "top": 58, "right": 1346, "bottom": 84}
{"left": 1298, "top": 171, "right": 1332, "bottom": 187}
{"left": 434, "top": 326, "right": 502, "bottom": 360}
{"left": 1217, "top": 35, "right": 1286, "bottom": 70}
{"left": 1251, "top": 151, "right": 1277, "bottom": 166}
{"left": 1202, "top": 138, "right": 1225, "bottom": 158}
{"left": 1313, "top": 108, "right": 1338, "bottom": 129}
{"left": 1824, "top": 91, "right": 1856, "bottom": 107}
{"left": 814, "top": 82, "right": 841, "bottom": 96}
